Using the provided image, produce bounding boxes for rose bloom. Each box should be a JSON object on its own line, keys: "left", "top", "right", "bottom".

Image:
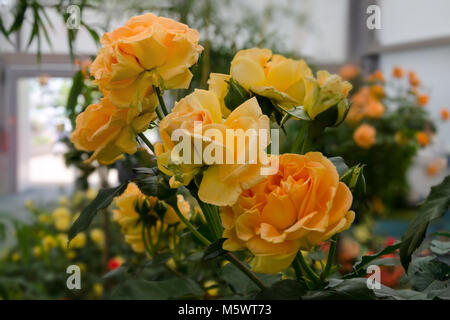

{"left": 347, "top": 88, "right": 385, "bottom": 123}
{"left": 392, "top": 66, "right": 404, "bottom": 78}
{"left": 370, "top": 84, "right": 385, "bottom": 98}
{"left": 353, "top": 123, "right": 376, "bottom": 149}
{"left": 70, "top": 97, "right": 156, "bottom": 165}
{"left": 221, "top": 153, "right": 355, "bottom": 274}
{"left": 113, "top": 182, "right": 186, "bottom": 253}
{"left": 441, "top": 108, "right": 449, "bottom": 121}
{"left": 90, "top": 13, "right": 203, "bottom": 108}
{"left": 211, "top": 48, "right": 312, "bottom": 109}
{"left": 339, "top": 64, "right": 360, "bottom": 80}
{"left": 303, "top": 70, "right": 352, "bottom": 123}
{"left": 416, "top": 131, "right": 430, "bottom": 147}
{"left": 155, "top": 89, "right": 270, "bottom": 206}
{"left": 417, "top": 93, "right": 429, "bottom": 107}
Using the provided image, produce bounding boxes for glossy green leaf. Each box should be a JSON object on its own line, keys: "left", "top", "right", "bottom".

{"left": 224, "top": 78, "right": 250, "bottom": 111}
{"left": 400, "top": 175, "right": 450, "bottom": 270}
{"left": 68, "top": 183, "right": 127, "bottom": 242}
{"left": 343, "top": 243, "right": 401, "bottom": 279}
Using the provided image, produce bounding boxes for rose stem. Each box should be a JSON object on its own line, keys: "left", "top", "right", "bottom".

{"left": 295, "top": 251, "right": 321, "bottom": 286}
{"left": 172, "top": 205, "right": 266, "bottom": 290}
{"left": 321, "top": 235, "right": 337, "bottom": 280}
{"left": 154, "top": 86, "right": 169, "bottom": 116}
{"left": 138, "top": 133, "right": 155, "bottom": 153}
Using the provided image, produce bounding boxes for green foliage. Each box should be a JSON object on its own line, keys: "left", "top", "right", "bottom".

{"left": 343, "top": 243, "right": 401, "bottom": 279}
{"left": 224, "top": 79, "right": 250, "bottom": 111}
{"left": 400, "top": 175, "right": 450, "bottom": 270}
{"left": 111, "top": 278, "right": 203, "bottom": 300}
{"left": 68, "top": 184, "right": 127, "bottom": 242}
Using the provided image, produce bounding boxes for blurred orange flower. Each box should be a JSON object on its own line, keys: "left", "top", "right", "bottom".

{"left": 441, "top": 108, "right": 449, "bottom": 121}
{"left": 370, "top": 84, "right": 385, "bottom": 98}
{"left": 409, "top": 71, "right": 420, "bottom": 87}
{"left": 339, "top": 64, "right": 360, "bottom": 80}
{"left": 353, "top": 124, "right": 376, "bottom": 149}
{"left": 417, "top": 93, "right": 429, "bottom": 107}
{"left": 392, "top": 66, "right": 404, "bottom": 78}
{"left": 416, "top": 131, "right": 429, "bottom": 147}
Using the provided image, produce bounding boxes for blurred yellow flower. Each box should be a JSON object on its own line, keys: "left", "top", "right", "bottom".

{"left": 69, "top": 233, "right": 86, "bottom": 249}
{"left": 42, "top": 235, "right": 57, "bottom": 251}
{"left": 90, "top": 13, "right": 203, "bottom": 108}
{"left": 204, "top": 280, "right": 219, "bottom": 297}
{"left": 38, "top": 213, "right": 51, "bottom": 224}
{"left": 12, "top": 253, "right": 21, "bottom": 262}
{"left": 221, "top": 153, "right": 355, "bottom": 274}
{"left": 90, "top": 228, "right": 105, "bottom": 248}
{"left": 24, "top": 199, "right": 34, "bottom": 209}
{"left": 86, "top": 189, "right": 98, "bottom": 200}
{"left": 113, "top": 182, "right": 185, "bottom": 253}
{"left": 93, "top": 283, "right": 103, "bottom": 297}
{"left": 58, "top": 196, "right": 69, "bottom": 206}
{"left": 66, "top": 250, "right": 77, "bottom": 260}
{"left": 70, "top": 97, "right": 156, "bottom": 165}
{"left": 56, "top": 233, "right": 69, "bottom": 249}
{"left": 33, "top": 246, "right": 42, "bottom": 258}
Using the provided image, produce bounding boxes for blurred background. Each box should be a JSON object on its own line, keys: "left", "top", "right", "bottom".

{"left": 0, "top": 0, "right": 449, "bottom": 298}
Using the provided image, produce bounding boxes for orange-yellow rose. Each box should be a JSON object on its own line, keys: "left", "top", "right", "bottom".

{"left": 113, "top": 182, "right": 189, "bottom": 253}
{"left": 155, "top": 89, "right": 270, "bottom": 206}
{"left": 210, "top": 48, "right": 312, "bottom": 111}
{"left": 339, "top": 64, "right": 360, "bottom": 80}
{"left": 70, "top": 97, "right": 156, "bottom": 165}
{"left": 221, "top": 153, "right": 355, "bottom": 274}
{"left": 416, "top": 131, "right": 430, "bottom": 147}
{"left": 353, "top": 124, "right": 376, "bottom": 149}
{"left": 90, "top": 13, "right": 203, "bottom": 109}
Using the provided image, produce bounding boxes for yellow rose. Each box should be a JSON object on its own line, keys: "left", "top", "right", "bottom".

{"left": 54, "top": 217, "right": 71, "bottom": 232}
{"left": 353, "top": 124, "right": 376, "bottom": 149}
{"left": 90, "top": 13, "right": 203, "bottom": 108}
{"left": 66, "top": 250, "right": 77, "bottom": 260}
{"left": 42, "top": 235, "right": 57, "bottom": 251}
{"left": 33, "top": 246, "right": 42, "bottom": 258}
{"left": 155, "top": 89, "right": 270, "bottom": 206}
{"left": 56, "top": 233, "right": 69, "bottom": 249}
{"left": 70, "top": 97, "right": 156, "bottom": 165}
{"left": 221, "top": 153, "right": 355, "bottom": 274}
{"left": 69, "top": 233, "right": 86, "bottom": 249}
{"left": 230, "top": 48, "right": 312, "bottom": 107}
{"left": 93, "top": 283, "right": 104, "bottom": 297}
{"left": 90, "top": 228, "right": 105, "bottom": 248}
{"left": 113, "top": 182, "right": 186, "bottom": 253}
{"left": 208, "top": 73, "right": 232, "bottom": 117}
{"left": 303, "top": 70, "right": 352, "bottom": 125}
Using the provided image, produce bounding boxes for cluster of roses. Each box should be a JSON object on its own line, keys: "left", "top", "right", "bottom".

{"left": 340, "top": 65, "right": 441, "bottom": 150}
{"left": 71, "top": 13, "right": 355, "bottom": 274}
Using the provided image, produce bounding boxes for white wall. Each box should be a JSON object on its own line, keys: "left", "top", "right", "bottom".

{"left": 378, "top": 0, "right": 450, "bottom": 45}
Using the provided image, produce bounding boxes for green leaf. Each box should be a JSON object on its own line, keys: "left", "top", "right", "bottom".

{"left": 134, "top": 174, "right": 171, "bottom": 200}
{"left": 340, "top": 164, "right": 366, "bottom": 193}
{"left": 400, "top": 175, "right": 450, "bottom": 270}
{"left": 430, "top": 240, "right": 450, "bottom": 255}
{"left": 68, "top": 183, "right": 127, "bottom": 242}
{"left": 408, "top": 256, "right": 450, "bottom": 292}
{"left": 66, "top": 71, "right": 84, "bottom": 115}
{"left": 304, "top": 278, "right": 376, "bottom": 300}
{"left": 343, "top": 243, "right": 401, "bottom": 279}
{"left": 110, "top": 278, "right": 203, "bottom": 300}
{"left": 256, "top": 280, "right": 307, "bottom": 300}
{"left": 221, "top": 263, "right": 279, "bottom": 297}
{"left": 81, "top": 21, "right": 100, "bottom": 45}
{"left": 281, "top": 105, "right": 311, "bottom": 121}
{"left": 224, "top": 78, "right": 250, "bottom": 111}
{"left": 202, "top": 238, "right": 227, "bottom": 261}
{"left": 329, "top": 157, "right": 349, "bottom": 176}
{"left": 8, "top": 0, "right": 27, "bottom": 35}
